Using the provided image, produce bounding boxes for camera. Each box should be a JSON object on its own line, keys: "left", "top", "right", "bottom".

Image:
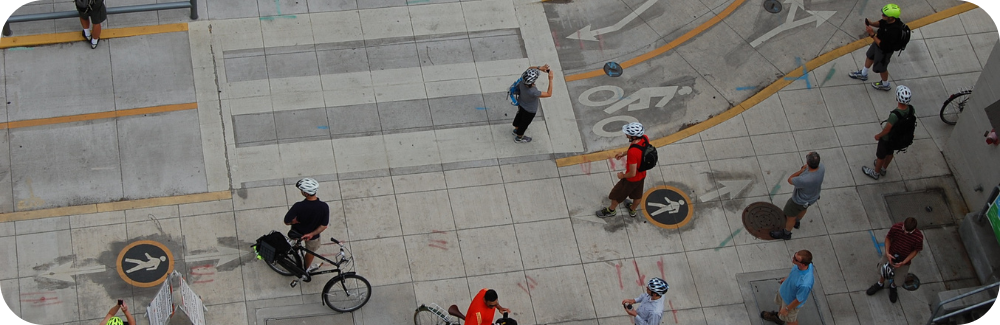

{"left": 623, "top": 303, "right": 632, "bottom": 310}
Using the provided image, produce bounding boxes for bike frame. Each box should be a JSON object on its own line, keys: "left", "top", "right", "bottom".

{"left": 279, "top": 238, "right": 352, "bottom": 285}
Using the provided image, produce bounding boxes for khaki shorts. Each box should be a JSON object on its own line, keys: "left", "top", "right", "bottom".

{"left": 304, "top": 238, "right": 321, "bottom": 252}
{"left": 609, "top": 178, "right": 645, "bottom": 203}
{"left": 878, "top": 254, "right": 910, "bottom": 286}
{"left": 775, "top": 292, "right": 801, "bottom": 323}
{"left": 782, "top": 198, "right": 808, "bottom": 218}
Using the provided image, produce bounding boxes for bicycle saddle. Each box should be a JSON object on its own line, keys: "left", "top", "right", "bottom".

{"left": 448, "top": 305, "right": 466, "bottom": 320}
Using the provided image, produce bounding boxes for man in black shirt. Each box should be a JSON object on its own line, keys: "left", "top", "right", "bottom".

{"left": 283, "top": 178, "right": 330, "bottom": 272}
{"left": 849, "top": 3, "right": 905, "bottom": 91}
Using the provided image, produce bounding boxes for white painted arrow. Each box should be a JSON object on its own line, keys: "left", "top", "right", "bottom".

{"left": 183, "top": 246, "right": 242, "bottom": 266}
{"left": 38, "top": 262, "right": 106, "bottom": 283}
{"left": 699, "top": 179, "right": 752, "bottom": 202}
{"left": 750, "top": 10, "right": 836, "bottom": 48}
{"left": 603, "top": 86, "right": 693, "bottom": 114}
{"left": 567, "top": 0, "right": 659, "bottom": 41}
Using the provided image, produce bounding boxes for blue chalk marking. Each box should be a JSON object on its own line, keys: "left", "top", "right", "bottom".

{"left": 260, "top": 15, "right": 297, "bottom": 21}
{"left": 274, "top": 0, "right": 282, "bottom": 15}
{"left": 6, "top": 47, "right": 33, "bottom": 51}
{"left": 317, "top": 126, "right": 330, "bottom": 130}
{"left": 869, "top": 230, "right": 885, "bottom": 256}
{"left": 475, "top": 107, "right": 487, "bottom": 110}
{"left": 407, "top": 0, "right": 431, "bottom": 4}
{"left": 736, "top": 86, "right": 757, "bottom": 91}
{"left": 783, "top": 57, "right": 811, "bottom": 89}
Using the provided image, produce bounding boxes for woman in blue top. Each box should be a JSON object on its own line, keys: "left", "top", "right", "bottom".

{"left": 622, "top": 278, "right": 668, "bottom": 325}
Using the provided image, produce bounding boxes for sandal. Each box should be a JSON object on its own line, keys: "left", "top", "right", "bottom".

{"left": 760, "top": 311, "right": 785, "bottom": 325}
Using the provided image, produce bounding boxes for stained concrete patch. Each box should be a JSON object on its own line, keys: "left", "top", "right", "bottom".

{"left": 737, "top": 268, "right": 833, "bottom": 325}
{"left": 5, "top": 41, "right": 114, "bottom": 121}
{"left": 884, "top": 189, "right": 955, "bottom": 228}
{"left": 109, "top": 32, "right": 196, "bottom": 110}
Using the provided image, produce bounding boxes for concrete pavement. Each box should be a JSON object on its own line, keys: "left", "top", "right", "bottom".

{"left": 1, "top": 0, "right": 999, "bottom": 324}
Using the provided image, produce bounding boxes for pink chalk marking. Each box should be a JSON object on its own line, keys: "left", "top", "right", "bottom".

{"left": 552, "top": 31, "right": 560, "bottom": 47}
{"left": 190, "top": 265, "right": 215, "bottom": 276}
{"left": 598, "top": 33, "right": 604, "bottom": 57}
{"left": 432, "top": 230, "right": 448, "bottom": 234}
{"left": 615, "top": 262, "right": 624, "bottom": 290}
{"left": 581, "top": 161, "right": 592, "bottom": 175}
{"left": 578, "top": 31, "right": 584, "bottom": 49}
{"left": 22, "top": 296, "right": 60, "bottom": 306}
{"left": 669, "top": 300, "right": 678, "bottom": 323}
{"left": 193, "top": 279, "right": 215, "bottom": 284}
{"left": 633, "top": 260, "right": 645, "bottom": 287}
{"left": 20, "top": 291, "right": 56, "bottom": 296}
{"left": 609, "top": 158, "right": 617, "bottom": 170}
{"left": 517, "top": 282, "right": 530, "bottom": 294}
{"left": 428, "top": 244, "right": 448, "bottom": 250}
{"left": 526, "top": 275, "right": 538, "bottom": 288}
{"left": 658, "top": 257, "right": 664, "bottom": 279}
{"left": 430, "top": 239, "right": 448, "bottom": 245}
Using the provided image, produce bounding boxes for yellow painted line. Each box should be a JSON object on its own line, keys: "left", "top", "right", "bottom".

{"left": 0, "top": 191, "right": 232, "bottom": 223}
{"left": 565, "top": 0, "right": 747, "bottom": 82}
{"left": 0, "top": 22, "right": 188, "bottom": 49}
{"left": 556, "top": 2, "right": 979, "bottom": 167}
{"left": 0, "top": 103, "right": 197, "bottom": 130}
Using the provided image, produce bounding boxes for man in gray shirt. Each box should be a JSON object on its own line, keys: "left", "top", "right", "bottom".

{"left": 771, "top": 152, "right": 825, "bottom": 240}
{"left": 512, "top": 65, "right": 554, "bottom": 143}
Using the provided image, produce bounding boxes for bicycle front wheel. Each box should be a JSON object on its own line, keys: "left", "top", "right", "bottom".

{"left": 265, "top": 251, "right": 301, "bottom": 276}
{"left": 322, "top": 273, "right": 372, "bottom": 312}
{"left": 941, "top": 91, "right": 972, "bottom": 125}
{"left": 414, "top": 305, "right": 449, "bottom": 325}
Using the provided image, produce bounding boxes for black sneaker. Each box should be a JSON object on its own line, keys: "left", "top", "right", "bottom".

{"left": 512, "top": 129, "right": 518, "bottom": 136}
{"left": 595, "top": 207, "right": 616, "bottom": 218}
{"left": 514, "top": 135, "right": 532, "bottom": 143}
{"left": 794, "top": 220, "right": 800, "bottom": 229}
{"left": 866, "top": 282, "right": 884, "bottom": 295}
{"left": 889, "top": 286, "right": 898, "bottom": 303}
{"left": 623, "top": 199, "right": 638, "bottom": 217}
{"left": 90, "top": 38, "right": 99, "bottom": 49}
{"left": 769, "top": 229, "right": 792, "bottom": 240}
{"left": 82, "top": 30, "right": 91, "bottom": 41}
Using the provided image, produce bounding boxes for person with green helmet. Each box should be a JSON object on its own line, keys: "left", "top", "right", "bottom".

{"left": 849, "top": 3, "right": 907, "bottom": 91}
{"left": 100, "top": 299, "right": 135, "bottom": 325}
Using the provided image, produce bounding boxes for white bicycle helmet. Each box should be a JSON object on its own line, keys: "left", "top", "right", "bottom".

{"left": 880, "top": 262, "right": 895, "bottom": 281}
{"left": 522, "top": 68, "right": 540, "bottom": 85}
{"left": 648, "top": 277, "right": 669, "bottom": 295}
{"left": 622, "top": 122, "right": 644, "bottom": 137}
{"left": 895, "top": 85, "right": 911, "bottom": 104}
{"left": 296, "top": 178, "right": 319, "bottom": 195}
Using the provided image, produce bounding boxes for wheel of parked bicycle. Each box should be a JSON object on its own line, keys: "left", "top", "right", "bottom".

{"left": 322, "top": 273, "right": 372, "bottom": 312}
{"left": 414, "top": 304, "right": 457, "bottom": 325}
{"left": 940, "top": 89, "right": 973, "bottom": 125}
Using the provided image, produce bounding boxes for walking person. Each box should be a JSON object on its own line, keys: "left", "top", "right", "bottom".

{"left": 283, "top": 178, "right": 330, "bottom": 273}
{"left": 466, "top": 289, "right": 510, "bottom": 325}
{"left": 761, "top": 250, "right": 815, "bottom": 325}
{"left": 770, "top": 152, "right": 825, "bottom": 240}
{"left": 848, "top": 3, "right": 907, "bottom": 91}
{"left": 76, "top": 0, "right": 107, "bottom": 49}
{"left": 621, "top": 278, "right": 669, "bottom": 325}
{"left": 512, "top": 65, "right": 554, "bottom": 143}
{"left": 596, "top": 122, "right": 649, "bottom": 218}
{"left": 863, "top": 85, "right": 916, "bottom": 180}
{"left": 866, "top": 217, "right": 923, "bottom": 303}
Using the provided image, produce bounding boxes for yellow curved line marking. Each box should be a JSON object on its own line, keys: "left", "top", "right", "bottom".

{"left": 0, "top": 102, "right": 198, "bottom": 130}
{"left": 564, "top": 0, "right": 747, "bottom": 82}
{"left": 556, "top": 2, "right": 980, "bottom": 167}
{"left": 0, "top": 190, "right": 232, "bottom": 222}
{"left": 0, "top": 23, "right": 187, "bottom": 49}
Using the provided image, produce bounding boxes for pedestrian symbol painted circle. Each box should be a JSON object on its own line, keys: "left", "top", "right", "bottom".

{"left": 116, "top": 240, "right": 174, "bottom": 287}
{"left": 640, "top": 186, "right": 693, "bottom": 229}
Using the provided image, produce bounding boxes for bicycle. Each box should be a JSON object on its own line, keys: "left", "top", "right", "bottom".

{"left": 414, "top": 303, "right": 517, "bottom": 325}
{"left": 940, "top": 89, "right": 973, "bottom": 125}
{"left": 251, "top": 231, "right": 372, "bottom": 312}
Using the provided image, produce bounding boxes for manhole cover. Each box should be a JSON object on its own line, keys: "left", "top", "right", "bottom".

{"left": 742, "top": 202, "right": 785, "bottom": 240}
{"left": 763, "top": 0, "right": 783, "bottom": 13}
{"left": 884, "top": 189, "right": 954, "bottom": 228}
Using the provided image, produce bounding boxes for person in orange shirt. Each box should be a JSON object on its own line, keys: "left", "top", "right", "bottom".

{"left": 467, "top": 289, "right": 510, "bottom": 325}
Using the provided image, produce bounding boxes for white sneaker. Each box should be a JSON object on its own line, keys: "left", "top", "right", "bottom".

{"left": 306, "top": 263, "right": 323, "bottom": 273}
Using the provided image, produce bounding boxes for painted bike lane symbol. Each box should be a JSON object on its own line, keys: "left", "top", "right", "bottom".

{"left": 578, "top": 85, "right": 693, "bottom": 138}
{"left": 117, "top": 240, "right": 175, "bottom": 287}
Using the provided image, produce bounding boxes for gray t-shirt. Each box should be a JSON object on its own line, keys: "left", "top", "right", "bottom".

{"left": 517, "top": 82, "right": 543, "bottom": 113}
{"left": 633, "top": 293, "right": 664, "bottom": 325}
{"left": 791, "top": 164, "right": 825, "bottom": 205}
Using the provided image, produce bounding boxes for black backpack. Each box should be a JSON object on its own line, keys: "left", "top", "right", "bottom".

{"left": 76, "top": 0, "right": 97, "bottom": 11}
{"left": 884, "top": 106, "right": 916, "bottom": 151}
{"left": 629, "top": 138, "right": 658, "bottom": 172}
{"left": 891, "top": 22, "right": 911, "bottom": 55}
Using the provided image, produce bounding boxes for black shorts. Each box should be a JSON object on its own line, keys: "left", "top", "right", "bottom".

{"left": 77, "top": 3, "right": 107, "bottom": 25}
{"left": 876, "top": 138, "right": 898, "bottom": 159}
{"left": 609, "top": 178, "right": 644, "bottom": 203}
{"left": 865, "top": 43, "right": 893, "bottom": 73}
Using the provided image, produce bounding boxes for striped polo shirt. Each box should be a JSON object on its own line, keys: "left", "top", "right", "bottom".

{"left": 887, "top": 222, "right": 923, "bottom": 265}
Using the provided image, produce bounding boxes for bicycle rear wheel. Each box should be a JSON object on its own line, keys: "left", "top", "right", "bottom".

{"left": 322, "top": 273, "right": 372, "bottom": 312}
{"left": 414, "top": 305, "right": 451, "bottom": 325}
{"left": 940, "top": 90, "right": 972, "bottom": 125}
{"left": 265, "top": 251, "right": 301, "bottom": 276}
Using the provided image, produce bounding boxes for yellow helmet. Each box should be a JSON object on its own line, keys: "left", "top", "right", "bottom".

{"left": 882, "top": 3, "right": 901, "bottom": 19}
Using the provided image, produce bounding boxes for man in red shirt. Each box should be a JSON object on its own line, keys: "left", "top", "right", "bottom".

{"left": 866, "top": 217, "right": 923, "bottom": 303}
{"left": 466, "top": 289, "right": 510, "bottom": 325}
{"left": 597, "top": 122, "right": 648, "bottom": 218}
